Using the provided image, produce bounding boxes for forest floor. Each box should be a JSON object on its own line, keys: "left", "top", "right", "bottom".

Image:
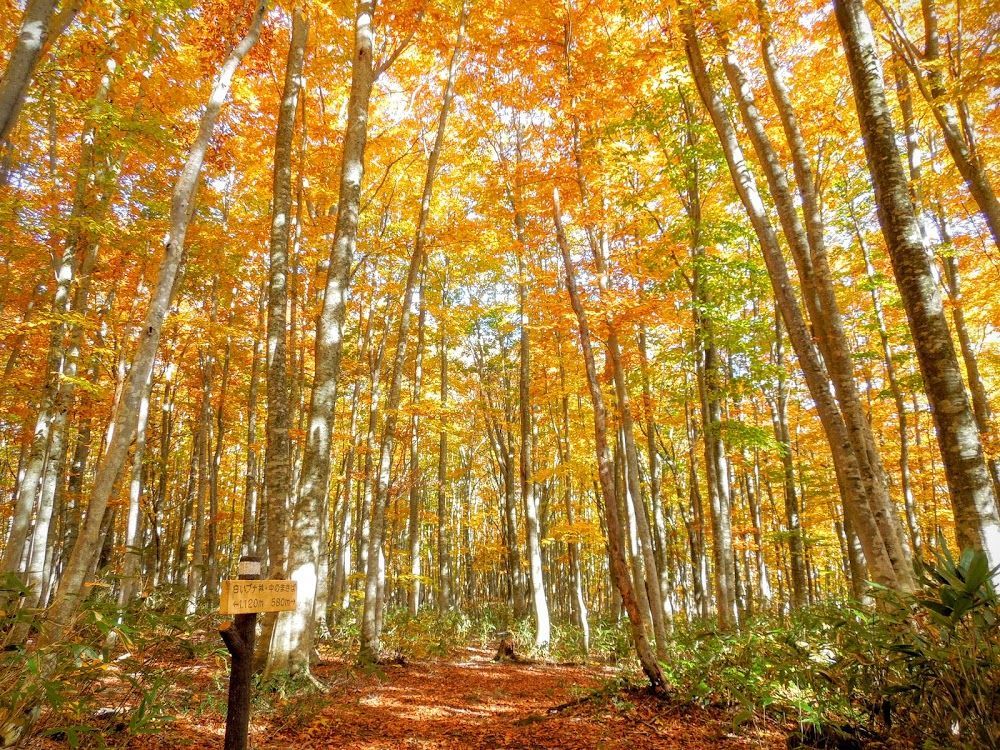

{"left": 82, "top": 645, "right": 786, "bottom": 750}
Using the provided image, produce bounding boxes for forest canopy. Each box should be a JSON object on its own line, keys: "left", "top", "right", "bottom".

{"left": 1, "top": 0, "right": 1000, "bottom": 747}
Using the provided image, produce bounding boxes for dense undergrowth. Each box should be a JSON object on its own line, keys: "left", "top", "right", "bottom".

{"left": 1, "top": 544, "right": 997, "bottom": 748}
{"left": 654, "top": 544, "right": 1000, "bottom": 749}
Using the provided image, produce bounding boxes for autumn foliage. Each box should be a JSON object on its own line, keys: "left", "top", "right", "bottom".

{"left": 2, "top": 0, "right": 1000, "bottom": 746}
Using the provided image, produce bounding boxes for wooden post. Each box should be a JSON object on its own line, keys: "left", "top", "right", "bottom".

{"left": 220, "top": 555, "right": 260, "bottom": 750}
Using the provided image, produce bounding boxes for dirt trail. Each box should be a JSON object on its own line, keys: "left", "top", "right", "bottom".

{"left": 262, "top": 648, "right": 784, "bottom": 750}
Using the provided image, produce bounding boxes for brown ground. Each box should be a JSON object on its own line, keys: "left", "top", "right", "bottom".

{"left": 267, "top": 648, "right": 785, "bottom": 750}
{"left": 31, "top": 647, "right": 787, "bottom": 749}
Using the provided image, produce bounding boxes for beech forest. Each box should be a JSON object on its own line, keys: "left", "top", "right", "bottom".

{"left": 1, "top": 0, "right": 999, "bottom": 747}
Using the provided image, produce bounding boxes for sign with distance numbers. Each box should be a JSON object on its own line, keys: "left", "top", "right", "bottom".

{"left": 219, "top": 579, "right": 297, "bottom": 615}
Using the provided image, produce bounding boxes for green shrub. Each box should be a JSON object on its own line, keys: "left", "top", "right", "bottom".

{"left": 0, "top": 582, "right": 215, "bottom": 748}
{"left": 883, "top": 542, "right": 1000, "bottom": 748}
{"left": 380, "top": 608, "right": 472, "bottom": 659}
{"left": 649, "top": 544, "right": 1000, "bottom": 748}
{"left": 0, "top": 593, "right": 180, "bottom": 747}
{"left": 591, "top": 617, "right": 634, "bottom": 664}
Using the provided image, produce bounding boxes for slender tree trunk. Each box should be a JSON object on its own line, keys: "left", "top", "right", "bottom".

{"left": 358, "top": 327, "right": 386, "bottom": 606}
{"left": 334, "top": 377, "right": 361, "bottom": 609}
{"left": 206, "top": 328, "right": 230, "bottom": 604}
{"left": 695, "top": 310, "right": 738, "bottom": 627}
{"left": 689, "top": 224, "right": 739, "bottom": 629}
{"left": 360, "top": 0, "right": 467, "bottom": 663}
{"left": 746, "top": 450, "right": 772, "bottom": 609}
{"left": 720, "top": 11, "right": 913, "bottom": 586}
{"left": 261, "top": 7, "right": 311, "bottom": 677}
{"left": 933, "top": 209, "right": 1000, "bottom": 498}
{"left": 501, "top": 419, "right": 525, "bottom": 616}
{"left": 1, "top": 60, "right": 115, "bottom": 604}
{"left": 510, "top": 156, "right": 551, "bottom": 648}
{"left": 241, "top": 290, "right": 265, "bottom": 556}
{"left": 553, "top": 186, "right": 666, "bottom": 693}
{"left": 770, "top": 312, "right": 808, "bottom": 608}
{"left": 118, "top": 386, "right": 150, "bottom": 608}
{"left": 834, "top": 0, "right": 1000, "bottom": 567}
{"left": 518, "top": 249, "right": 550, "bottom": 649}
{"left": 282, "top": 0, "right": 383, "bottom": 672}
{"left": 2, "top": 223, "right": 76, "bottom": 584}
{"left": 852, "top": 207, "right": 923, "bottom": 556}
{"left": 186, "top": 353, "right": 214, "bottom": 614}
{"left": 407, "top": 260, "right": 427, "bottom": 616}
{"left": 683, "top": 395, "right": 710, "bottom": 619}
{"left": 7, "top": 200, "right": 104, "bottom": 623}
{"left": 682, "top": 14, "right": 900, "bottom": 590}
{"left": 41, "top": 0, "right": 265, "bottom": 643}
{"left": 639, "top": 326, "right": 674, "bottom": 628}
{"left": 175, "top": 424, "right": 200, "bottom": 587}
{"left": 556, "top": 339, "right": 589, "bottom": 651}
{"left": 437, "top": 259, "right": 451, "bottom": 613}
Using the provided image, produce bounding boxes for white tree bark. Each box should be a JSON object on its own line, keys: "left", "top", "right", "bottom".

{"left": 360, "top": 0, "right": 467, "bottom": 662}
{"left": 0, "top": 0, "right": 81, "bottom": 143}
{"left": 261, "top": 6, "right": 310, "bottom": 678}
{"left": 835, "top": 0, "right": 1000, "bottom": 570}
{"left": 1, "top": 59, "right": 114, "bottom": 615}
{"left": 553, "top": 186, "right": 666, "bottom": 693}
{"left": 681, "top": 13, "right": 901, "bottom": 590}
{"left": 41, "top": 0, "right": 265, "bottom": 643}
{"left": 719, "top": 12, "right": 913, "bottom": 588}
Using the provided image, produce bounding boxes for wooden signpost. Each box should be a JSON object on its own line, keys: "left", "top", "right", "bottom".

{"left": 218, "top": 557, "right": 297, "bottom": 750}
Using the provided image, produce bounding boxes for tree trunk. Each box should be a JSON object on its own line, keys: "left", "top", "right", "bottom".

{"left": 41, "top": 0, "right": 265, "bottom": 643}
{"left": 3, "top": 77, "right": 109, "bottom": 616}
{"left": 436, "top": 259, "right": 451, "bottom": 613}
{"left": 360, "top": 0, "right": 467, "bottom": 663}
{"left": 0, "top": 0, "right": 80, "bottom": 143}
{"left": 694, "top": 297, "right": 738, "bottom": 628}
{"left": 721, "top": 10, "right": 912, "bottom": 587}
{"left": 334, "top": 376, "right": 362, "bottom": 610}
{"left": 639, "top": 325, "right": 674, "bottom": 628}
{"left": 681, "top": 14, "right": 900, "bottom": 591}
{"left": 553, "top": 186, "right": 666, "bottom": 693}
{"left": 834, "top": 0, "right": 1000, "bottom": 567}
{"left": 563, "top": 1, "right": 667, "bottom": 647}
{"left": 186, "top": 353, "right": 214, "bottom": 614}
{"left": 933, "top": 208, "right": 1000, "bottom": 498}
{"left": 118, "top": 386, "right": 150, "bottom": 609}
{"left": 518, "top": 252, "right": 550, "bottom": 649}
{"left": 260, "top": 7, "right": 311, "bottom": 677}
{"left": 407, "top": 260, "right": 427, "bottom": 616}
{"left": 770, "top": 312, "right": 808, "bottom": 608}
{"left": 851, "top": 206, "right": 923, "bottom": 557}
{"left": 557, "top": 339, "right": 589, "bottom": 651}
{"left": 241, "top": 290, "right": 265, "bottom": 557}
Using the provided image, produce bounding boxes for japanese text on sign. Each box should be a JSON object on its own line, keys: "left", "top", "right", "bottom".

{"left": 219, "top": 579, "right": 297, "bottom": 615}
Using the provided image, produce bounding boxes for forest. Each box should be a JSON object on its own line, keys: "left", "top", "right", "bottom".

{"left": 1, "top": 0, "right": 999, "bottom": 747}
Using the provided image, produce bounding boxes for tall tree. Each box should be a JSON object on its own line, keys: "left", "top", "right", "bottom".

{"left": 681, "top": 10, "right": 903, "bottom": 591}
{"left": 360, "top": 0, "right": 467, "bottom": 663}
{"left": 553, "top": 186, "right": 666, "bottom": 693}
{"left": 261, "top": 6, "right": 309, "bottom": 677}
{"left": 41, "top": 0, "right": 267, "bottom": 643}
{"left": 714, "top": 6, "right": 913, "bottom": 587}
{"left": 834, "top": 0, "right": 1000, "bottom": 569}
